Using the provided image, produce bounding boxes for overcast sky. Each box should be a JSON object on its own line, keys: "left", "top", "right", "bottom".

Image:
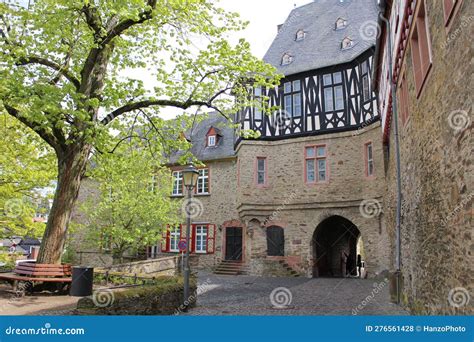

{"left": 219, "top": 0, "right": 312, "bottom": 58}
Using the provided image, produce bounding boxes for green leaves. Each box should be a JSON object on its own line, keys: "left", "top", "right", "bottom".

{"left": 81, "top": 138, "right": 179, "bottom": 257}
{"left": 0, "top": 112, "right": 56, "bottom": 238}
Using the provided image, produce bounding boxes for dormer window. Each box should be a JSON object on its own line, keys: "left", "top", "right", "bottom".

{"left": 281, "top": 53, "right": 293, "bottom": 65}
{"left": 206, "top": 126, "right": 222, "bottom": 147}
{"left": 341, "top": 37, "right": 353, "bottom": 49}
{"left": 335, "top": 18, "right": 347, "bottom": 30}
{"left": 207, "top": 135, "right": 216, "bottom": 147}
{"left": 295, "top": 29, "right": 306, "bottom": 41}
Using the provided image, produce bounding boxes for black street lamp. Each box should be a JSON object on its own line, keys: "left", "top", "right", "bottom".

{"left": 182, "top": 163, "right": 199, "bottom": 310}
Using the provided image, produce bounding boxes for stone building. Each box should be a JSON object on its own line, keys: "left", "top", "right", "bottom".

{"left": 157, "top": 0, "right": 392, "bottom": 278}
{"left": 374, "top": 0, "right": 472, "bottom": 313}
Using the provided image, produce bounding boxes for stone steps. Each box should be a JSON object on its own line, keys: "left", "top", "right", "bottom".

{"left": 278, "top": 260, "right": 301, "bottom": 277}
{"left": 213, "top": 261, "right": 249, "bottom": 276}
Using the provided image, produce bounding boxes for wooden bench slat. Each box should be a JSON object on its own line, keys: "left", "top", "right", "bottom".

{"left": 0, "top": 273, "right": 72, "bottom": 282}
{"left": 16, "top": 272, "right": 71, "bottom": 276}
{"left": 17, "top": 263, "right": 72, "bottom": 269}
{"left": 15, "top": 266, "right": 71, "bottom": 273}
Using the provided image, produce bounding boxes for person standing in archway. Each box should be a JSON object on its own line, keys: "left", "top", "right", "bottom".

{"left": 357, "top": 254, "right": 363, "bottom": 278}
{"left": 341, "top": 251, "right": 348, "bottom": 277}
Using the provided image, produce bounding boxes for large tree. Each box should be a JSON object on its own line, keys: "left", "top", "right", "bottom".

{"left": 0, "top": 0, "right": 278, "bottom": 264}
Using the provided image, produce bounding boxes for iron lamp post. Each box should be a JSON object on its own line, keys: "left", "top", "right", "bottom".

{"left": 182, "top": 163, "right": 199, "bottom": 310}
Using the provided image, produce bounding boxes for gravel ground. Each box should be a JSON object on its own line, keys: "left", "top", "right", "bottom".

{"left": 0, "top": 284, "right": 79, "bottom": 316}
{"left": 185, "top": 272, "right": 408, "bottom": 316}
{"left": 0, "top": 272, "right": 408, "bottom": 316}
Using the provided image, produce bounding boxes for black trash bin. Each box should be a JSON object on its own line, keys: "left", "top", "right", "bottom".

{"left": 70, "top": 266, "right": 94, "bottom": 296}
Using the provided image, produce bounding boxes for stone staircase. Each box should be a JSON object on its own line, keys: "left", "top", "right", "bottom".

{"left": 278, "top": 260, "right": 301, "bottom": 277}
{"left": 213, "top": 260, "right": 249, "bottom": 276}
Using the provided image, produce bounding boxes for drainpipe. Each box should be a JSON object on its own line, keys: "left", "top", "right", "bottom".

{"left": 377, "top": 1, "right": 403, "bottom": 304}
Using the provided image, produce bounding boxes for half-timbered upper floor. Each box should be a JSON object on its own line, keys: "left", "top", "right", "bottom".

{"left": 237, "top": 0, "right": 380, "bottom": 142}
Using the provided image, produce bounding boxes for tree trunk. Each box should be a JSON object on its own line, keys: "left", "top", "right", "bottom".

{"left": 37, "top": 144, "right": 92, "bottom": 264}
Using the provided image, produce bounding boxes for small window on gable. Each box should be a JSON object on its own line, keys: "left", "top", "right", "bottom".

{"left": 281, "top": 53, "right": 293, "bottom": 66}
{"left": 206, "top": 127, "right": 221, "bottom": 147}
{"left": 295, "top": 29, "right": 306, "bottom": 41}
{"left": 208, "top": 135, "right": 216, "bottom": 147}
{"left": 335, "top": 18, "right": 347, "bottom": 30}
{"left": 341, "top": 37, "right": 353, "bottom": 49}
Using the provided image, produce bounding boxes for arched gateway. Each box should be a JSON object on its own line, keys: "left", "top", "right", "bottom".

{"left": 312, "top": 216, "right": 363, "bottom": 278}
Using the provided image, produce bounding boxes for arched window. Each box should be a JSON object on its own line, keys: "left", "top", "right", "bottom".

{"left": 281, "top": 53, "right": 293, "bottom": 66}
{"left": 335, "top": 18, "right": 347, "bottom": 30}
{"left": 267, "top": 226, "right": 284, "bottom": 256}
{"left": 295, "top": 29, "right": 305, "bottom": 41}
{"left": 341, "top": 37, "right": 353, "bottom": 49}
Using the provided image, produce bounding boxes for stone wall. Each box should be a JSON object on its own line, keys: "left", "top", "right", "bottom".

{"left": 77, "top": 277, "right": 197, "bottom": 315}
{"left": 102, "top": 256, "right": 180, "bottom": 276}
{"left": 383, "top": 1, "right": 473, "bottom": 314}
{"left": 237, "top": 123, "right": 390, "bottom": 278}
{"left": 163, "top": 158, "right": 241, "bottom": 266}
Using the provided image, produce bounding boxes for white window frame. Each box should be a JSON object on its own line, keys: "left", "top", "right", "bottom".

{"left": 316, "top": 146, "right": 327, "bottom": 182}
{"left": 169, "top": 227, "right": 180, "bottom": 252}
{"left": 172, "top": 171, "right": 183, "bottom": 196}
{"left": 195, "top": 225, "right": 208, "bottom": 253}
{"left": 196, "top": 168, "right": 210, "bottom": 195}
{"left": 207, "top": 135, "right": 216, "bottom": 147}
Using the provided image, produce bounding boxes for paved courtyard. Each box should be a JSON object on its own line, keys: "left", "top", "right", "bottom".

{"left": 186, "top": 272, "right": 408, "bottom": 316}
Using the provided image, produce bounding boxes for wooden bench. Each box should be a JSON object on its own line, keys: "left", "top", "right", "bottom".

{"left": 0, "top": 262, "right": 72, "bottom": 294}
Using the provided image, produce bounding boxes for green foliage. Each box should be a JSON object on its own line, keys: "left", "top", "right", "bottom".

{"left": 0, "top": 0, "right": 280, "bottom": 153}
{"left": 80, "top": 138, "right": 179, "bottom": 258}
{"left": 0, "top": 113, "right": 56, "bottom": 238}
{"left": 0, "top": 0, "right": 280, "bottom": 262}
{"left": 0, "top": 251, "right": 21, "bottom": 270}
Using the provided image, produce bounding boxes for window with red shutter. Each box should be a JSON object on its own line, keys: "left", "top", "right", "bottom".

{"left": 410, "top": 0, "right": 432, "bottom": 97}
{"left": 161, "top": 226, "right": 170, "bottom": 252}
{"left": 206, "top": 224, "right": 216, "bottom": 254}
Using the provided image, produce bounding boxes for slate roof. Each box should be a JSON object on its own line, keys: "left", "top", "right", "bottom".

{"left": 263, "top": 0, "right": 379, "bottom": 76}
{"left": 169, "top": 112, "right": 235, "bottom": 164}
{"left": 19, "top": 237, "right": 41, "bottom": 246}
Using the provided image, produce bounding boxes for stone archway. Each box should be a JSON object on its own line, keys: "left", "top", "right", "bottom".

{"left": 312, "top": 215, "right": 361, "bottom": 278}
